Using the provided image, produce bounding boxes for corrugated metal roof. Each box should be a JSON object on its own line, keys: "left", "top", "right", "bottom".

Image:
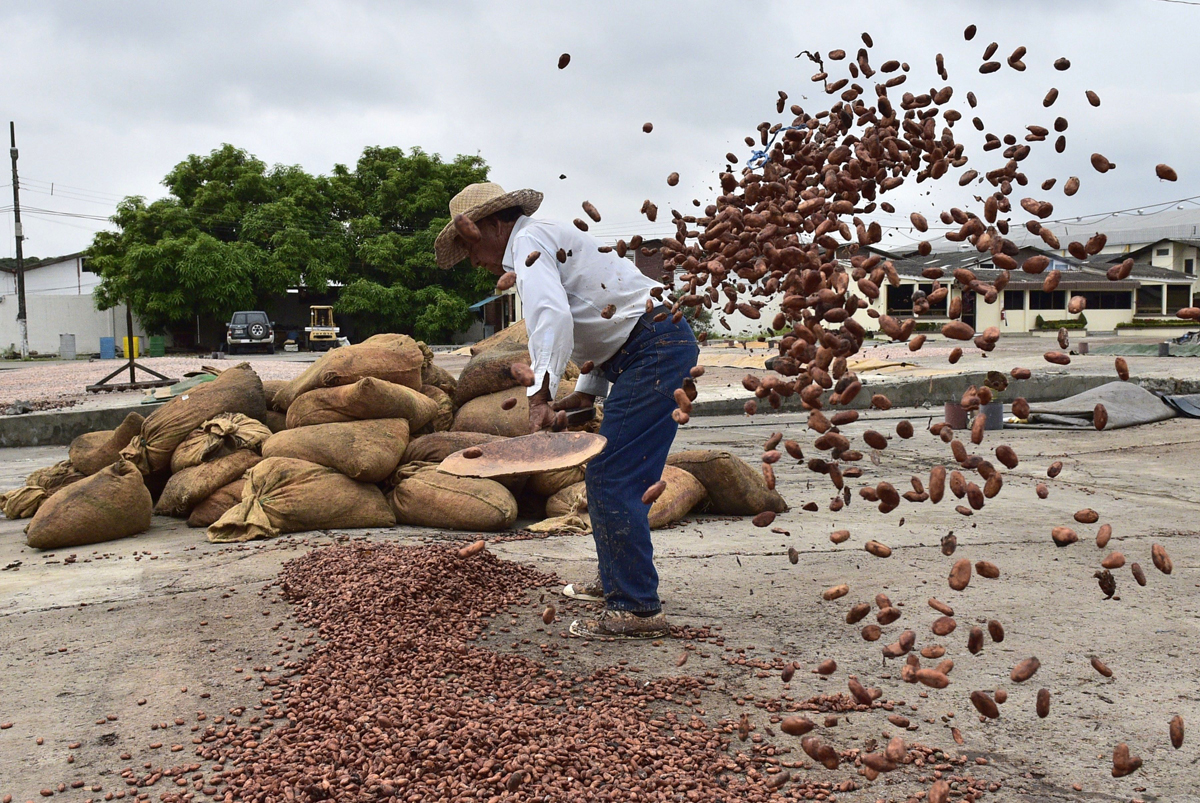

{"left": 1007, "top": 209, "right": 1200, "bottom": 249}
{"left": 883, "top": 240, "right": 1197, "bottom": 291}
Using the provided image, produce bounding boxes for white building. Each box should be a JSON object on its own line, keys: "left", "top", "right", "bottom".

{"left": 0, "top": 253, "right": 149, "bottom": 356}
{"left": 1014, "top": 208, "right": 1200, "bottom": 289}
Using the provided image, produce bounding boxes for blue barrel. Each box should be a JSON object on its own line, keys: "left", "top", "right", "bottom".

{"left": 99, "top": 337, "right": 116, "bottom": 359}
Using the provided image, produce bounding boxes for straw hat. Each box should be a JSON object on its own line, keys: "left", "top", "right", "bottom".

{"left": 434, "top": 182, "right": 543, "bottom": 269}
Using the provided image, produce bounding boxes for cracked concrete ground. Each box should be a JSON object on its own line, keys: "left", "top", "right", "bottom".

{"left": 1, "top": 409, "right": 1197, "bottom": 801}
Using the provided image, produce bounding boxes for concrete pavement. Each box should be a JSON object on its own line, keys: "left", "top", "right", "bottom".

{"left": 2, "top": 408, "right": 1198, "bottom": 800}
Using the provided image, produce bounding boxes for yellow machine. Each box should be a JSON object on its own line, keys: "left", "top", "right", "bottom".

{"left": 305, "top": 306, "right": 340, "bottom": 351}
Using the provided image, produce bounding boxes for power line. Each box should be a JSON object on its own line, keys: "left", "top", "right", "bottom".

{"left": 1, "top": 205, "right": 114, "bottom": 221}
{"left": 18, "top": 185, "right": 124, "bottom": 208}
{"left": 20, "top": 175, "right": 127, "bottom": 203}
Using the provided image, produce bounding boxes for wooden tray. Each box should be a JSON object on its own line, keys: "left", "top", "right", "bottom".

{"left": 439, "top": 432, "right": 606, "bottom": 479}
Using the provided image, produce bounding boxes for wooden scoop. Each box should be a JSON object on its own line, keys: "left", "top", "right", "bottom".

{"left": 439, "top": 431, "right": 606, "bottom": 479}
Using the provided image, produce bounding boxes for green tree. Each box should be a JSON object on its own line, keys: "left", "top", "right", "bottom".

{"left": 88, "top": 143, "right": 493, "bottom": 341}
{"left": 328, "top": 146, "right": 492, "bottom": 339}
{"left": 336, "top": 281, "right": 472, "bottom": 343}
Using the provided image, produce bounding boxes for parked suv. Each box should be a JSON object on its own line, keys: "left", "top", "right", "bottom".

{"left": 226, "top": 311, "right": 275, "bottom": 354}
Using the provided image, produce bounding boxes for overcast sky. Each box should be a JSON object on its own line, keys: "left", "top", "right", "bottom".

{"left": 2, "top": 0, "right": 1198, "bottom": 261}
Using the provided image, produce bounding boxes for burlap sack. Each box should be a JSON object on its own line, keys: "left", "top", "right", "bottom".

{"left": 468, "top": 319, "right": 527, "bottom": 356}
{"left": 526, "top": 465, "right": 586, "bottom": 498}
{"left": 187, "top": 479, "right": 245, "bottom": 528}
{"left": 667, "top": 450, "right": 788, "bottom": 515}
{"left": 363, "top": 332, "right": 424, "bottom": 356}
{"left": 527, "top": 514, "right": 590, "bottom": 533}
{"left": 402, "top": 431, "right": 505, "bottom": 465}
{"left": 156, "top": 450, "right": 262, "bottom": 517}
{"left": 3, "top": 485, "right": 48, "bottom": 519}
{"left": 262, "top": 418, "right": 409, "bottom": 483}
{"left": 647, "top": 465, "right": 708, "bottom": 527}
{"left": 454, "top": 348, "right": 583, "bottom": 405}
{"left": 121, "top": 363, "right": 265, "bottom": 475}
{"left": 421, "top": 361, "right": 458, "bottom": 399}
{"left": 25, "top": 460, "right": 151, "bottom": 550}
{"left": 545, "top": 465, "right": 707, "bottom": 529}
{"left": 416, "top": 339, "right": 435, "bottom": 368}
{"left": 421, "top": 385, "right": 455, "bottom": 433}
{"left": 286, "top": 378, "right": 438, "bottom": 430}
{"left": 26, "top": 461, "right": 87, "bottom": 495}
{"left": 451, "top": 381, "right": 580, "bottom": 438}
{"left": 275, "top": 337, "right": 423, "bottom": 410}
{"left": 262, "top": 379, "right": 289, "bottom": 411}
{"left": 68, "top": 412, "right": 145, "bottom": 475}
{"left": 261, "top": 410, "right": 287, "bottom": 433}
{"left": 207, "top": 457, "right": 395, "bottom": 543}
{"left": 546, "top": 482, "right": 587, "bottom": 518}
{"left": 453, "top": 346, "right": 533, "bottom": 407}
{"left": 170, "top": 413, "right": 272, "bottom": 473}
{"left": 389, "top": 465, "right": 517, "bottom": 531}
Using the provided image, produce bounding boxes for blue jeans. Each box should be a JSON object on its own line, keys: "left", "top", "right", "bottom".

{"left": 586, "top": 310, "right": 699, "bottom": 614}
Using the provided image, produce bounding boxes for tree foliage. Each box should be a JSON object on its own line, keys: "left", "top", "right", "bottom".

{"left": 89, "top": 144, "right": 491, "bottom": 341}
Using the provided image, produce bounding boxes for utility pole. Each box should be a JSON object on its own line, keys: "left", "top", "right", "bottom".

{"left": 9, "top": 122, "right": 28, "bottom": 359}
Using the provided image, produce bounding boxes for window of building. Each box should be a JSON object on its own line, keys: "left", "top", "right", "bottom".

{"left": 1075, "top": 291, "right": 1133, "bottom": 310}
{"left": 1156, "top": 248, "right": 1170, "bottom": 257}
{"left": 887, "top": 284, "right": 914, "bottom": 314}
{"left": 1137, "top": 285, "right": 1163, "bottom": 314}
{"left": 1186, "top": 259, "right": 1195, "bottom": 276}
{"left": 1003, "top": 290, "right": 1025, "bottom": 310}
{"left": 1028, "top": 290, "right": 1065, "bottom": 310}
{"left": 1168, "top": 285, "right": 1191, "bottom": 311}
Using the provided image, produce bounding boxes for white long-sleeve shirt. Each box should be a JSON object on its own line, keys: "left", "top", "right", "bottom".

{"left": 501, "top": 215, "right": 660, "bottom": 398}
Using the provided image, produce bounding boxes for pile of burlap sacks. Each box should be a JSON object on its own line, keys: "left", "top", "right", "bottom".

{"left": 3, "top": 328, "right": 786, "bottom": 550}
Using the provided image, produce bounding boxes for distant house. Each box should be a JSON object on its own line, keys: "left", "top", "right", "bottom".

{"left": 887, "top": 247, "right": 1188, "bottom": 335}
{"left": 0, "top": 253, "right": 150, "bottom": 355}
{"left": 655, "top": 240, "right": 1192, "bottom": 338}
{"left": 454, "top": 215, "right": 1200, "bottom": 343}
{"left": 1014, "top": 208, "right": 1200, "bottom": 290}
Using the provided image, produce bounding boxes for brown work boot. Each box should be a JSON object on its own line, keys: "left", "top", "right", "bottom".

{"left": 569, "top": 609, "right": 669, "bottom": 639}
{"left": 561, "top": 574, "right": 604, "bottom": 602}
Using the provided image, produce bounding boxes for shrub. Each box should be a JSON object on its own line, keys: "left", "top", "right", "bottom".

{"left": 1035, "top": 314, "right": 1087, "bottom": 330}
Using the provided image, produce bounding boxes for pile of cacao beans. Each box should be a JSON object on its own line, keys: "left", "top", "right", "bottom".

{"left": 190, "top": 542, "right": 1000, "bottom": 801}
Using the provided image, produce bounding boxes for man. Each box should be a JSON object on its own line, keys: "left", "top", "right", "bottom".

{"left": 435, "top": 182, "right": 698, "bottom": 639}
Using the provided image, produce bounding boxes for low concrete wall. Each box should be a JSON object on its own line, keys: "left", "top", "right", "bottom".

{"left": 0, "top": 401, "right": 164, "bottom": 449}
{"left": 689, "top": 372, "right": 1200, "bottom": 418}
{"left": 6, "top": 372, "right": 1200, "bottom": 449}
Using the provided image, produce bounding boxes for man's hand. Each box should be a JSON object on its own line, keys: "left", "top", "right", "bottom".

{"left": 528, "top": 387, "right": 557, "bottom": 433}
{"left": 551, "top": 391, "right": 596, "bottom": 412}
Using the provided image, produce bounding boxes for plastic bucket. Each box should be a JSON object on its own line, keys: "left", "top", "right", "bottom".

{"left": 980, "top": 401, "right": 1005, "bottom": 430}
{"left": 943, "top": 402, "right": 968, "bottom": 430}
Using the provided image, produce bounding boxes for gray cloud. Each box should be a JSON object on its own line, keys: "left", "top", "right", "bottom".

{"left": 2, "top": 0, "right": 1197, "bottom": 259}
